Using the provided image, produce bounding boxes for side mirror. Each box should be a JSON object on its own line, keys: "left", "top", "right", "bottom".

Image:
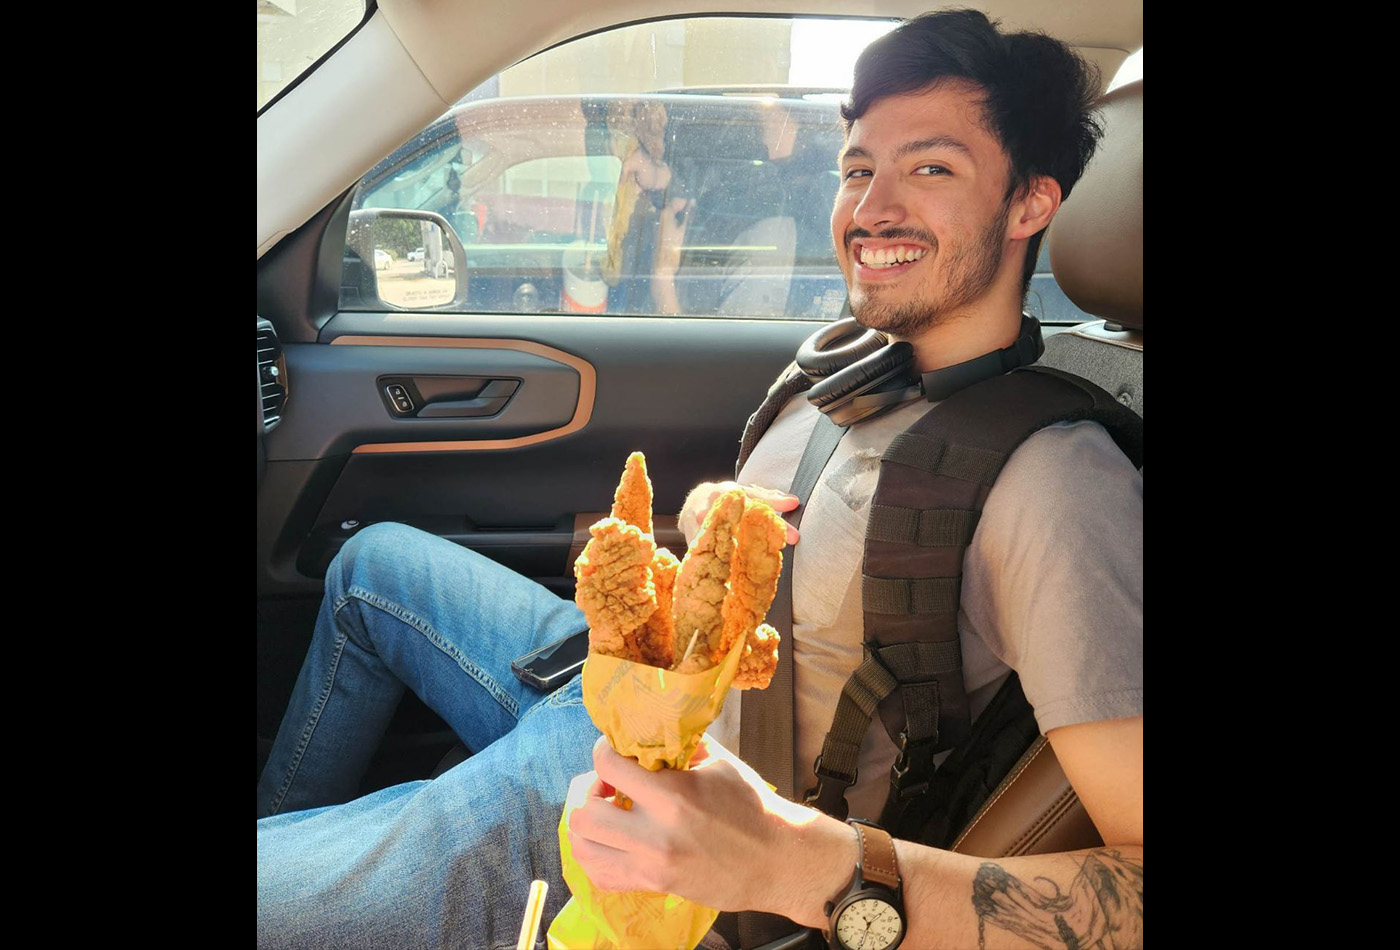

{"left": 345, "top": 208, "right": 469, "bottom": 310}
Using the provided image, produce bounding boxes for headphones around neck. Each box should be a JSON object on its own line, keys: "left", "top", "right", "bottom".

{"left": 796, "top": 310, "right": 1045, "bottom": 426}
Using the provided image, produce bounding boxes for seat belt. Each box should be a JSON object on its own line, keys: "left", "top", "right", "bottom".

{"left": 739, "top": 410, "right": 845, "bottom": 798}
{"left": 731, "top": 410, "right": 845, "bottom": 950}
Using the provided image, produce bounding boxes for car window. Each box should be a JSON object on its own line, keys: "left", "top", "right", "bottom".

{"left": 257, "top": 0, "right": 367, "bottom": 111}
{"left": 339, "top": 16, "right": 1105, "bottom": 323}
{"left": 340, "top": 16, "right": 895, "bottom": 319}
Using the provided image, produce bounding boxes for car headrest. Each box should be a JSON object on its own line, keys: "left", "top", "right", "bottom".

{"left": 1048, "top": 79, "right": 1142, "bottom": 330}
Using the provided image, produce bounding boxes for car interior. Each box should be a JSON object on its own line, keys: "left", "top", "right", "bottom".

{"left": 258, "top": 0, "right": 1141, "bottom": 860}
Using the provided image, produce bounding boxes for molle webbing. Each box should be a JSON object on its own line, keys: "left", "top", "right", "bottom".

{"left": 725, "top": 359, "right": 1142, "bottom": 945}
{"left": 866, "top": 505, "right": 980, "bottom": 547}
{"left": 803, "top": 367, "right": 1144, "bottom": 832}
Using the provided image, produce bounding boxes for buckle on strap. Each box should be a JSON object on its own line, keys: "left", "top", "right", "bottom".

{"left": 888, "top": 730, "right": 937, "bottom": 801}
{"left": 802, "top": 755, "right": 856, "bottom": 821}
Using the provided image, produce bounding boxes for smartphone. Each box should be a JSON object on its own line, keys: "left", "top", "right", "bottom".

{"left": 511, "top": 628, "right": 590, "bottom": 692}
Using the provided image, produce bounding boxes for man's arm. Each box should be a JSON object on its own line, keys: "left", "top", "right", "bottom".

{"left": 890, "top": 715, "right": 1142, "bottom": 949}
{"left": 568, "top": 715, "right": 1141, "bottom": 949}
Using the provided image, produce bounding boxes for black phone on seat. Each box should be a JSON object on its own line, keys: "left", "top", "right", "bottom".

{"left": 510, "top": 629, "right": 589, "bottom": 692}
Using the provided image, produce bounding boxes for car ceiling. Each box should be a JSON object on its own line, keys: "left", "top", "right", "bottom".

{"left": 257, "top": 0, "right": 1143, "bottom": 260}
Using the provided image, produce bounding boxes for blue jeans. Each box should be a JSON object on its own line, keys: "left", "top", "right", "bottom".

{"left": 256, "top": 523, "right": 600, "bottom": 949}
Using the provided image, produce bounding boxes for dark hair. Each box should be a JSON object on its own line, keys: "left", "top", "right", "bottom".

{"left": 841, "top": 9, "right": 1104, "bottom": 293}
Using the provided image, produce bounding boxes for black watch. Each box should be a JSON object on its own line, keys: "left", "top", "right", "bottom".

{"left": 824, "top": 818, "right": 906, "bottom": 950}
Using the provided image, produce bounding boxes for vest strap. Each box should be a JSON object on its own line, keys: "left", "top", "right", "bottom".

{"left": 866, "top": 505, "right": 980, "bottom": 547}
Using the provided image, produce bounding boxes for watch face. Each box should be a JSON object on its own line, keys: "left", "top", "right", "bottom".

{"left": 834, "top": 895, "right": 904, "bottom": 950}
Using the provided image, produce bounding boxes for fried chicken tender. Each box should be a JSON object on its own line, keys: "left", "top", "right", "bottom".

{"left": 718, "top": 501, "right": 786, "bottom": 656}
{"left": 632, "top": 547, "right": 679, "bottom": 668}
{"left": 671, "top": 490, "right": 746, "bottom": 673}
{"left": 610, "top": 451, "right": 653, "bottom": 535}
{"left": 574, "top": 517, "right": 657, "bottom": 661}
{"left": 733, "top": 623, "right": 780, "bottom": 690}
{"left": 576, "top": 455, "right": 785, "bottom": 689}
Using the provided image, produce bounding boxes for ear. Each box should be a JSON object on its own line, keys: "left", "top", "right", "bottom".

{"left": 1007, "top": 175, "right": 1062, "bottom": 241}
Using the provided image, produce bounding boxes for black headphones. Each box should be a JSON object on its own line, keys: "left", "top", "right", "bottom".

{"left": 796, "top": 311, "right": 1045, "bottom": 426}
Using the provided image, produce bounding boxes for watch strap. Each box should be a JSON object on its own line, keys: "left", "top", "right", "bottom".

{"left": 851, "top": 821, "right": 900, "bottom": 891}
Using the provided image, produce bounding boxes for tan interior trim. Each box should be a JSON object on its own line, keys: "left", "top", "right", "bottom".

{"left": 949, "top": 735, "right": 1103, "bottom": 859}
{"left": 328, "top": 335, "right": 596, "bottom": 453}
{"left": 951, "top": 737, "right": 1051, "bottom": 852}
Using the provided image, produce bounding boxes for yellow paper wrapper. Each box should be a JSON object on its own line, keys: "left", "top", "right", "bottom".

{"left": 546, "top": 634, "right": 748, "bottom": 950}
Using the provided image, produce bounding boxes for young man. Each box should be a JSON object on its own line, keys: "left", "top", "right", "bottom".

{"left": 257, "top": 10, "right": 1141, "bottom": 949}
{"left": 566, "top": 10, "right": 1141, "bottom": 948}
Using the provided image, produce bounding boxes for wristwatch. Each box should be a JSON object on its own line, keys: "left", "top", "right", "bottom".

{"left": 824, "top": 818, "right": 906, "bottom": 950}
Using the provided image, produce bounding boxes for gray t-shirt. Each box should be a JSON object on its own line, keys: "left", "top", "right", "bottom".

{"left": 710, "top": 394, "right": 1143, "bottom": 819}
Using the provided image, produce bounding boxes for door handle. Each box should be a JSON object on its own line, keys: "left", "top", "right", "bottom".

{"left": 418, "top": 396, "right": 509, "bottom": 418}
{"left": 417, "top": 379, "right": 520, "bottom": 418}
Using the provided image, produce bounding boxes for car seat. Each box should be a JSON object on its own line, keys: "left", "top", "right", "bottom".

{"left": 949, "top": 78, "right": 1142, "bottom": 859}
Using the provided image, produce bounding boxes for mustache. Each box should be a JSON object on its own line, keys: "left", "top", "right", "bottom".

{"left": 843, "top": 226, "right": 938, "bottom": 251}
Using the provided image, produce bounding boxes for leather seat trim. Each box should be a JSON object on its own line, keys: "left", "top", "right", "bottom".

{"left": 950, "top": 736, "right": 1052, "bottom": 851}
{"left": 1009, "top": 784, "right": 1078, "bottom": 856}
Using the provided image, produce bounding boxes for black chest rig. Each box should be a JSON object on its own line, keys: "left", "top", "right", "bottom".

{"left": 721, "top": 315, "right": 1142, "bottom": 950}
{"left": 735, "top": 314, "right": 1143, "bottom": 841}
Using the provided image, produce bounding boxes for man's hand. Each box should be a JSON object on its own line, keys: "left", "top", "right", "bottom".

{"left": 566, "top": 735, "right": 853, "bottom": 914}
{"left": 679, "top": 481, "right": 799, "bottom": 547}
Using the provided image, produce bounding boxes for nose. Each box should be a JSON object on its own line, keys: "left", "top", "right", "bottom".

{"left": 852, "top": 171, "right": 906, "bottom": 232}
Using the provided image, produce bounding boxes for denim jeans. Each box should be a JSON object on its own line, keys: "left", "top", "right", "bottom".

{"left": 256, "top": 522, "right": 600, "bottom": 949}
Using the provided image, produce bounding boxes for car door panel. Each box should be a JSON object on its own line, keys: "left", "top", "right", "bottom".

{"left": 257, "top": 312, "right": 819, "bottom": 601}
{"left": 266, "top": 339, "right": 586, "bottom": 459}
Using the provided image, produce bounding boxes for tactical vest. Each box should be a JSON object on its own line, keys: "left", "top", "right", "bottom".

{"left": 721, "top": 362, "right": 1142, "bottom": 950}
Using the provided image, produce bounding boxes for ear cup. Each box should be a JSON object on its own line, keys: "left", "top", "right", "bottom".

{"left": 796, "top": 317, "right": 888, "bottom": 378}
{"left": 808, "top": 340, "right": 916, "bottom": 409}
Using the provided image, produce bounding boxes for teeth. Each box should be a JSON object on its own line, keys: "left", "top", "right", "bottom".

{"left": 859, "top": 246, "right": 927, "bottom": 268}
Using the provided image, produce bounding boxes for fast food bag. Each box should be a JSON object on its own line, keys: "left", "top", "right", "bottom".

{"left": 547, "top": 633, "right": 748, "bottom": 950}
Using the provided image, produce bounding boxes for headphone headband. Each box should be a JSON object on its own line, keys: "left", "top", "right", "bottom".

{"left": 919, "top": 316, "right": 1044, "bottom": 401}
{"left": 799, "top": 313, "right": 1045, "bottom": 425}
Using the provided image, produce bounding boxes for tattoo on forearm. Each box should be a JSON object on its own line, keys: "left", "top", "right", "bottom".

{"left": 971, "top": 848, "right": 1143, "bottom": 950}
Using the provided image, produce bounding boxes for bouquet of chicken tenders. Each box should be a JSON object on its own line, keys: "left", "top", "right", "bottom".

{"left": 548, "top": 453, "right": 785, "bottom": 950}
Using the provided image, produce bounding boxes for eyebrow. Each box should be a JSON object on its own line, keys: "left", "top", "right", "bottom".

{"left": 839, "top": 136, "right": 973, "bottom": 165}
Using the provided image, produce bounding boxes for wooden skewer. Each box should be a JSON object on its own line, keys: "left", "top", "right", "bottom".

{"left": 516, "top": 879, "right": 548, "bottom": 950}
{"left": 678, "top": 628, "right": 702, "bottom": 667}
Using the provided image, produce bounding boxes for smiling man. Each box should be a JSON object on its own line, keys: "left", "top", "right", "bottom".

{"left": 568, "top": 10, "right": 1142, "bottom": 950}
{"left": 257, "top": 9, "right": 1140, "bottom": 950}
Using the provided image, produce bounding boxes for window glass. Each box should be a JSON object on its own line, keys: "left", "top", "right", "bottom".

{"left": 341, "top": 17, "right": 900, "bottom": 318}
{"left": 338, "top": 16, "right": 1102, "bottom": 323}
{"left": 257, "top": 0, "right": 366, "bottom": 111}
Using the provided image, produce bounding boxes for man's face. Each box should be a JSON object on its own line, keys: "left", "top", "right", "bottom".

{"left": 832, "top": 81, "right": 1019, "bottom": 336}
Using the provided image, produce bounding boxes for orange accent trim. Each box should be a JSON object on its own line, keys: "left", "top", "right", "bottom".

{"left": 328, "top": 335, "right": 596, "bottom": 453}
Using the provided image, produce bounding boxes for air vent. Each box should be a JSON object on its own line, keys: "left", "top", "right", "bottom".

{"left": 257, "top": 319, "right": 287, "bottom": 430}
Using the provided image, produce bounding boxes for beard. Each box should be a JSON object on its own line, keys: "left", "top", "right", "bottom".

{"left": 845, "top": 199, "right": 1012, "bottom": 337}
